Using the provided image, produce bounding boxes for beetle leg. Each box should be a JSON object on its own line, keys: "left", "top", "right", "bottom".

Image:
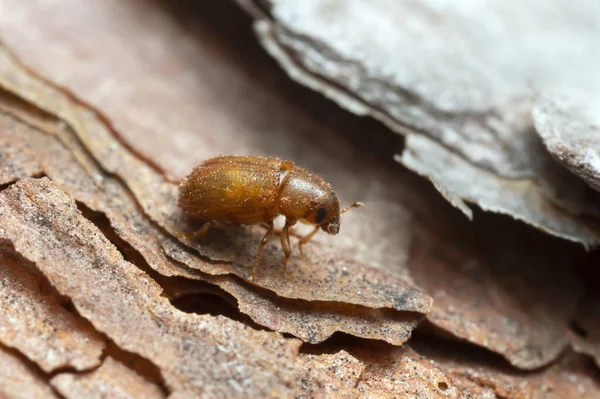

{"left": 251, "top": 220, "right": 274, "bottom": 281}
{"left": 270, "top": 226, "right": 301, "bottom": 238}
{"left": 179, "top": 222, "right": 212, "bottom": 241}
{"left": 280, "top": 220, "right": 293, "bottom": 279}
{"left": 298, "top": 225, "right": 320, "bottom": 257}
{"left": 263, "top": 224, "right": 284, "bottom": 237}
{"left": 284, "top": 227, "right": 304, "bottom": 239}
{"left": 196, "top": 222, "right": 211, "bottom": 236}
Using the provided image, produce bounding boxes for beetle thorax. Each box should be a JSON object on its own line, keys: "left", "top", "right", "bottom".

{"left": 277, "top": 167, "right": 332, "bottom": 222}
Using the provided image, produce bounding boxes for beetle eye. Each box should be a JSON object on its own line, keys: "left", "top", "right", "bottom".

{"left": 315, "top": 207, "right": 327, "bottom": 224}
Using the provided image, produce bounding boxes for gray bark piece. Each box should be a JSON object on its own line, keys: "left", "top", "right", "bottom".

{"left": 533, "top": 89, "right": 600, "bottom": 193}
{"left": 399, "top": 134, "right": 600, "bottom": 248}
{"left": 239, "top": 0, "right": 600, "bottom": 245}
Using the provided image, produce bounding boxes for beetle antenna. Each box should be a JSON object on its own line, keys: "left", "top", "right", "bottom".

{"left": 341, "top": 202, "right": 364, "bottom": 214}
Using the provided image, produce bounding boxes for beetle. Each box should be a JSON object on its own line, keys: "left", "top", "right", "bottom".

{"left": 178, "top": 155, "right": 363, "bottom": 279}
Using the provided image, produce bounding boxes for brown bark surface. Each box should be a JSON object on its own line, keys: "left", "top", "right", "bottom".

{"left": 0, "top": 1, "right": 599, "bottom": 397}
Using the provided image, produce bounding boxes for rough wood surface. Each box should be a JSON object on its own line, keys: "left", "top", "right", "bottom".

{"left": 0, "top": 0, "right": 599, "bottom": 397}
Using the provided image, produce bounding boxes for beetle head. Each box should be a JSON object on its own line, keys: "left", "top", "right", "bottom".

{"left": 306, "top": 194, "right": 363, "bottom": 236}
{"left": 313, "top": 192, "right": 341, "bottom": 235}
{"left": 303, "top": 192, "right": 341, "bottom": 235}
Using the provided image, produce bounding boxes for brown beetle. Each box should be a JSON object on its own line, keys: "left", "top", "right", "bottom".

{"left": 178, "top": 155, "right": 362, "bottom": 279}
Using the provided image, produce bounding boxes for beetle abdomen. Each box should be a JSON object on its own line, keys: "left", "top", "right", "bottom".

{"left": 178, "top": 156, "right": 288, "bottom": 224}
